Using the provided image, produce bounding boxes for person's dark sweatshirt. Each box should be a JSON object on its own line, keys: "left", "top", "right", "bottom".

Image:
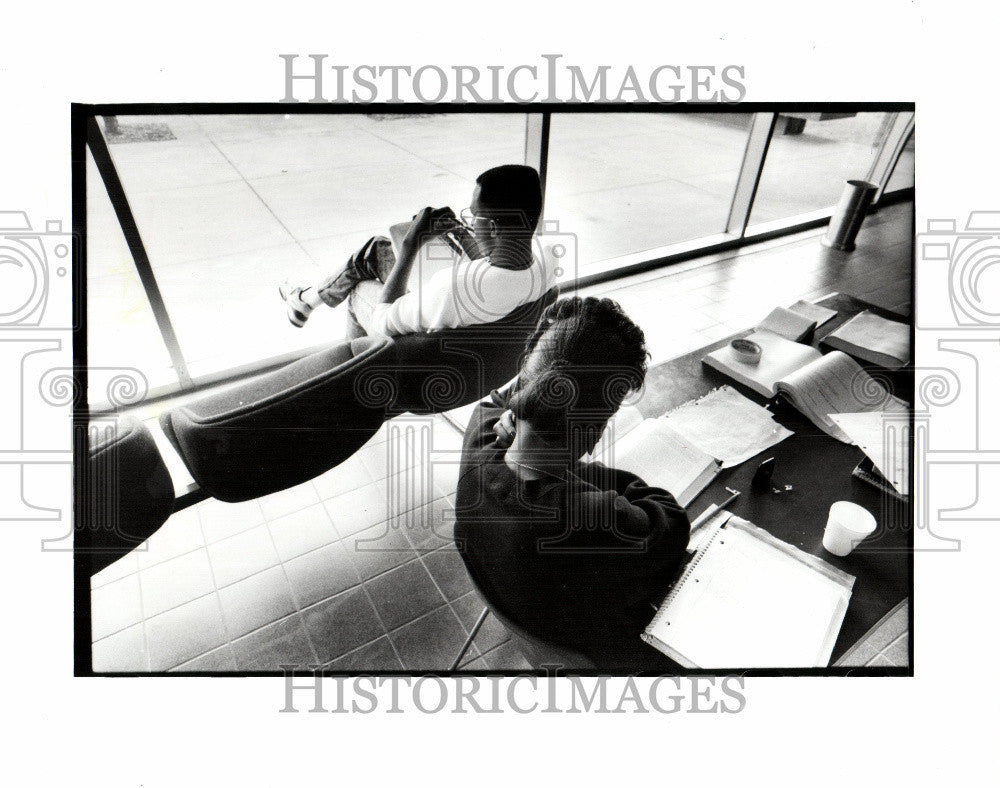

{"left": 454, "top": 387, "right": 691, "bottom": 666}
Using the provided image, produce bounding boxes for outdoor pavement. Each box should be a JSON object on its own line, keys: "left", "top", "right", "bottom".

{"left": 86, "top": 111, "right": 912, "bottom": 400}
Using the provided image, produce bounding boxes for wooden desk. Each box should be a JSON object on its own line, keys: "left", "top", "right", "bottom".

{"left": 639, "top": 293, "right": 911, "bottom": 665}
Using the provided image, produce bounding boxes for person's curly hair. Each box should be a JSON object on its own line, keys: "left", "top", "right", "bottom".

{"left": 509, "top": 297, "right": 649, "bottom": 451}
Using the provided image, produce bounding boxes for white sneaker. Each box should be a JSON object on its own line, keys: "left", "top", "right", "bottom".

{"left": 278, "top": 285, "right": 313, "bottom": 327}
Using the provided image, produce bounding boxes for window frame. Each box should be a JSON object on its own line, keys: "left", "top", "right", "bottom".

{"left": 85, "top": 106, "right": 915, "bottom": 414}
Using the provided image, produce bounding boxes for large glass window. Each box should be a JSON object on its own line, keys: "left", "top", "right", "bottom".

{"left": 86, "top": 108, "right": 913, "bottom": 406}
{"left": 884, "top": 129, "right": 914, "bottom": 193}
{"left": 86, "top": 151, "right": 176, "bottom": 404}
{"left": 91, "top": 113, "right": 528, "bottom": 391}
{"left": 545, "top": 113, "right": 753, "bottom": 270}
{"left": 747, "top": 112, "right": 894, "bottom": 227}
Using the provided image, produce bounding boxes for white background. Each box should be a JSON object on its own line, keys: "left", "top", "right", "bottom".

{"left": 2, "top": 1, "right": 997, "bottom": 785}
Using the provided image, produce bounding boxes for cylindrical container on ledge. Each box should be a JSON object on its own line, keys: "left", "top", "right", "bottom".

{"left": 822, "top": 179, "right": 878, "bottom": 252}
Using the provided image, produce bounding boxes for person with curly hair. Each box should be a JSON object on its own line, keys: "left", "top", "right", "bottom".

{"left": 455, "top": 296, "right": 690, "bottom": 669}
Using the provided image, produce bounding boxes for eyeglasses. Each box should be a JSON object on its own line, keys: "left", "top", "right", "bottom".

{"left": 460, "top": 207, "right": 496, "bottom": 232}
{"left": 459, "top": 207, "right": 479, "bottom": 229}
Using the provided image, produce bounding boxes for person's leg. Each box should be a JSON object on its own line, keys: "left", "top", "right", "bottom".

{"left": 344, "top": 279, "right": 384, "bottom": 339}
{"left": 342, "top": 239, "right": 401, "bottom": 338}
{"left": 279, "top": 236, "right": 395, "bottom": 327}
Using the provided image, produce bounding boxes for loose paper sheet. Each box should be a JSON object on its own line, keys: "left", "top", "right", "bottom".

{"left": 660, "top": 386, "right": 793, "bottom": 468}
{"left": 829, "top": 411, "right": 910, "bottom": 495}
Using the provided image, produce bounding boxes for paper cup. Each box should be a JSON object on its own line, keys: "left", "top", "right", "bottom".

{"left": 822, "top": 501, "right": 877, "bottom": 557}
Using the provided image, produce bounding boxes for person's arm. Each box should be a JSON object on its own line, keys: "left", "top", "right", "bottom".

{"left": 567, "top": 467, "right": 691, "bottom": 558}
{"left": 379, "top": 206, "right": 457, "bottom": 305}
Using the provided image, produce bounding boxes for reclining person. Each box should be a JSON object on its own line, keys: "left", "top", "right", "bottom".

{"left": 454, "top": 297, "right": 691, "bottom": 669}
{"left": 280, "top": 164, "right": 555, "bottom": 338}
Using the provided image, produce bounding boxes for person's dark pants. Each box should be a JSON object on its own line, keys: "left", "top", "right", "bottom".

{"left": 315, "top": 236, "right": 397, "bottom": 339}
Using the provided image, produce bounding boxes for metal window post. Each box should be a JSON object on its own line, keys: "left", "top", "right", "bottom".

{"left": 724, "top": 113, "right": 778, "bottom": 238}
{"left": 85, "top": 116, "right": 192, "bottom": 389}
{"left": 866, "top": 112, "right": 916, "bottom": 202}
{"left": 524, "top": 113, "right": 551, "bottom": 224}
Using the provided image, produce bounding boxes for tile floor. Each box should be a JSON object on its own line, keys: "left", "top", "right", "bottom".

{"left": 834, "top": 599, "right": 909, "bottom": 668}
{"left": 90, "top": 200, "right": 913, "bottom": 672}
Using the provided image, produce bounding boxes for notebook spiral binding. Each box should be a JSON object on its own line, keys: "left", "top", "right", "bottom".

{"left": 646, "top": 517, "right": 729, "bottom": 632}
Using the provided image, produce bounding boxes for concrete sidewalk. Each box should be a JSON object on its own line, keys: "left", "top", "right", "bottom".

{"left": 86, "top": 111, "right": 912, "bottom": 399}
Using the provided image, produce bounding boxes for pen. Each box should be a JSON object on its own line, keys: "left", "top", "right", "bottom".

{"left": 689, "top": 487, "right": 741, "bottom": 531}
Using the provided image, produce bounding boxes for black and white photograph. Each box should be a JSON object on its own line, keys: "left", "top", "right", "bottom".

{"left": 3, "top": 2, "right": 997, "bottom": 785}
{"left": 80, "top": 107, "right": 915, "bottom": 673}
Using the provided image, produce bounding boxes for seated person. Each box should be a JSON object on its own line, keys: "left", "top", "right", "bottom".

{"left": 279, "top": 164, "right": 555, "bottom": 338}
{"left": 454, "top": 297, "right": 691, "bottom": 669}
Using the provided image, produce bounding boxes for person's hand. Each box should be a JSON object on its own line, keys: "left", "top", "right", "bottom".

{"left": 493, "top": 410, "right": 516, "bottom": 448}
{"left": 405, "top": 206, "right": 459, "bottom": 246}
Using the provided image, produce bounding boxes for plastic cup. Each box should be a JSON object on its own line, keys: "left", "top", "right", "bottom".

{"left": 822, "top": 501, "right": 877, "bottom": 557}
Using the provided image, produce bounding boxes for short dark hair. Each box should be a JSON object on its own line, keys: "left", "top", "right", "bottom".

{"left": 476, "top": 165, "right": 542, "bottom": 231}
{"left": 509, "top": 297, "right": 649, "bottom": 452}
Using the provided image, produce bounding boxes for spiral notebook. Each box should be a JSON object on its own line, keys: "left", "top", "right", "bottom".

{"left": 642, "top": 513, "right": 855, "bottom": 668}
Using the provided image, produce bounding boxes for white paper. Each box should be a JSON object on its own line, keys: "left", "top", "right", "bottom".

{"left": 660, "top": 386, "right": 793, "bottom": 468}
{"left": 777, "top": 351, "right": 908, "bottom": 443}
{"left": 788, "top": 299, "right": 838, "bottom": 329}
{"left": 829, "top": 411, "right": 910, "bottom": 495}
{"left": 610, "top": 419, "right": 721, "bottom": 506}
{"left": 702, "top": 329, "right": 822, "bottom": 397}
{"left": 824, "top": 310, "right": 911, "bottom": 368}
{"left": 758, "top": 306, "right": 816, "bottom": 341}
{"left": 646, "top": 519, "right": 853, "bottom": 668}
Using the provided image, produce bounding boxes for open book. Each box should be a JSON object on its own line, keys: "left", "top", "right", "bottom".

{"left": 588, "top": 412, "right": 722, "bottom": 508}
{"left": 758, "top": 306, "right": 817, "bottom": 342}
{"left": 823, "top": 310, "right": 910, "bottom": 369}
{"left": 642, "top": 512, "right": 855, "bottom": 668}
{"left": 788, "top": 299, "right": 837, "bottom": 331}
{"left": 703, "top": 331, "right": 907, "bottom": 442}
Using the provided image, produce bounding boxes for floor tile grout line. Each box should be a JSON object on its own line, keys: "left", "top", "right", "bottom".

{"left": 90, "top": 554, "right": 140, "bottom": 590}
{"left": 413, "top": 548, "right": 461, "bottom": 623}
{"left": 135, "top": 551, "right": 151, "bottom": 671}
{"left": 198, "top": 491, "right": 451, "bottom": 603}
{"left": 160, "top": 508, "right": 233, "bottom": 672}
{"left": 261, "top": 509, "right": 330, "bottom": 669}
{"left": 473, "top": 639, "right": 522, "bottom": 668}
{"left": 133, "top": 235, "right": 320, "bottom": 273}
{"left": 411, "top": 540, "right": 494, "bottom": 662}
{"left": 880, "top": 630, "right": 909, "bottom": 657}
{"left": 355, "top": 580, "right": 405, "bottom": 669}
{"left": 317, "top": 632, "right": 401, "bottom": 671}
